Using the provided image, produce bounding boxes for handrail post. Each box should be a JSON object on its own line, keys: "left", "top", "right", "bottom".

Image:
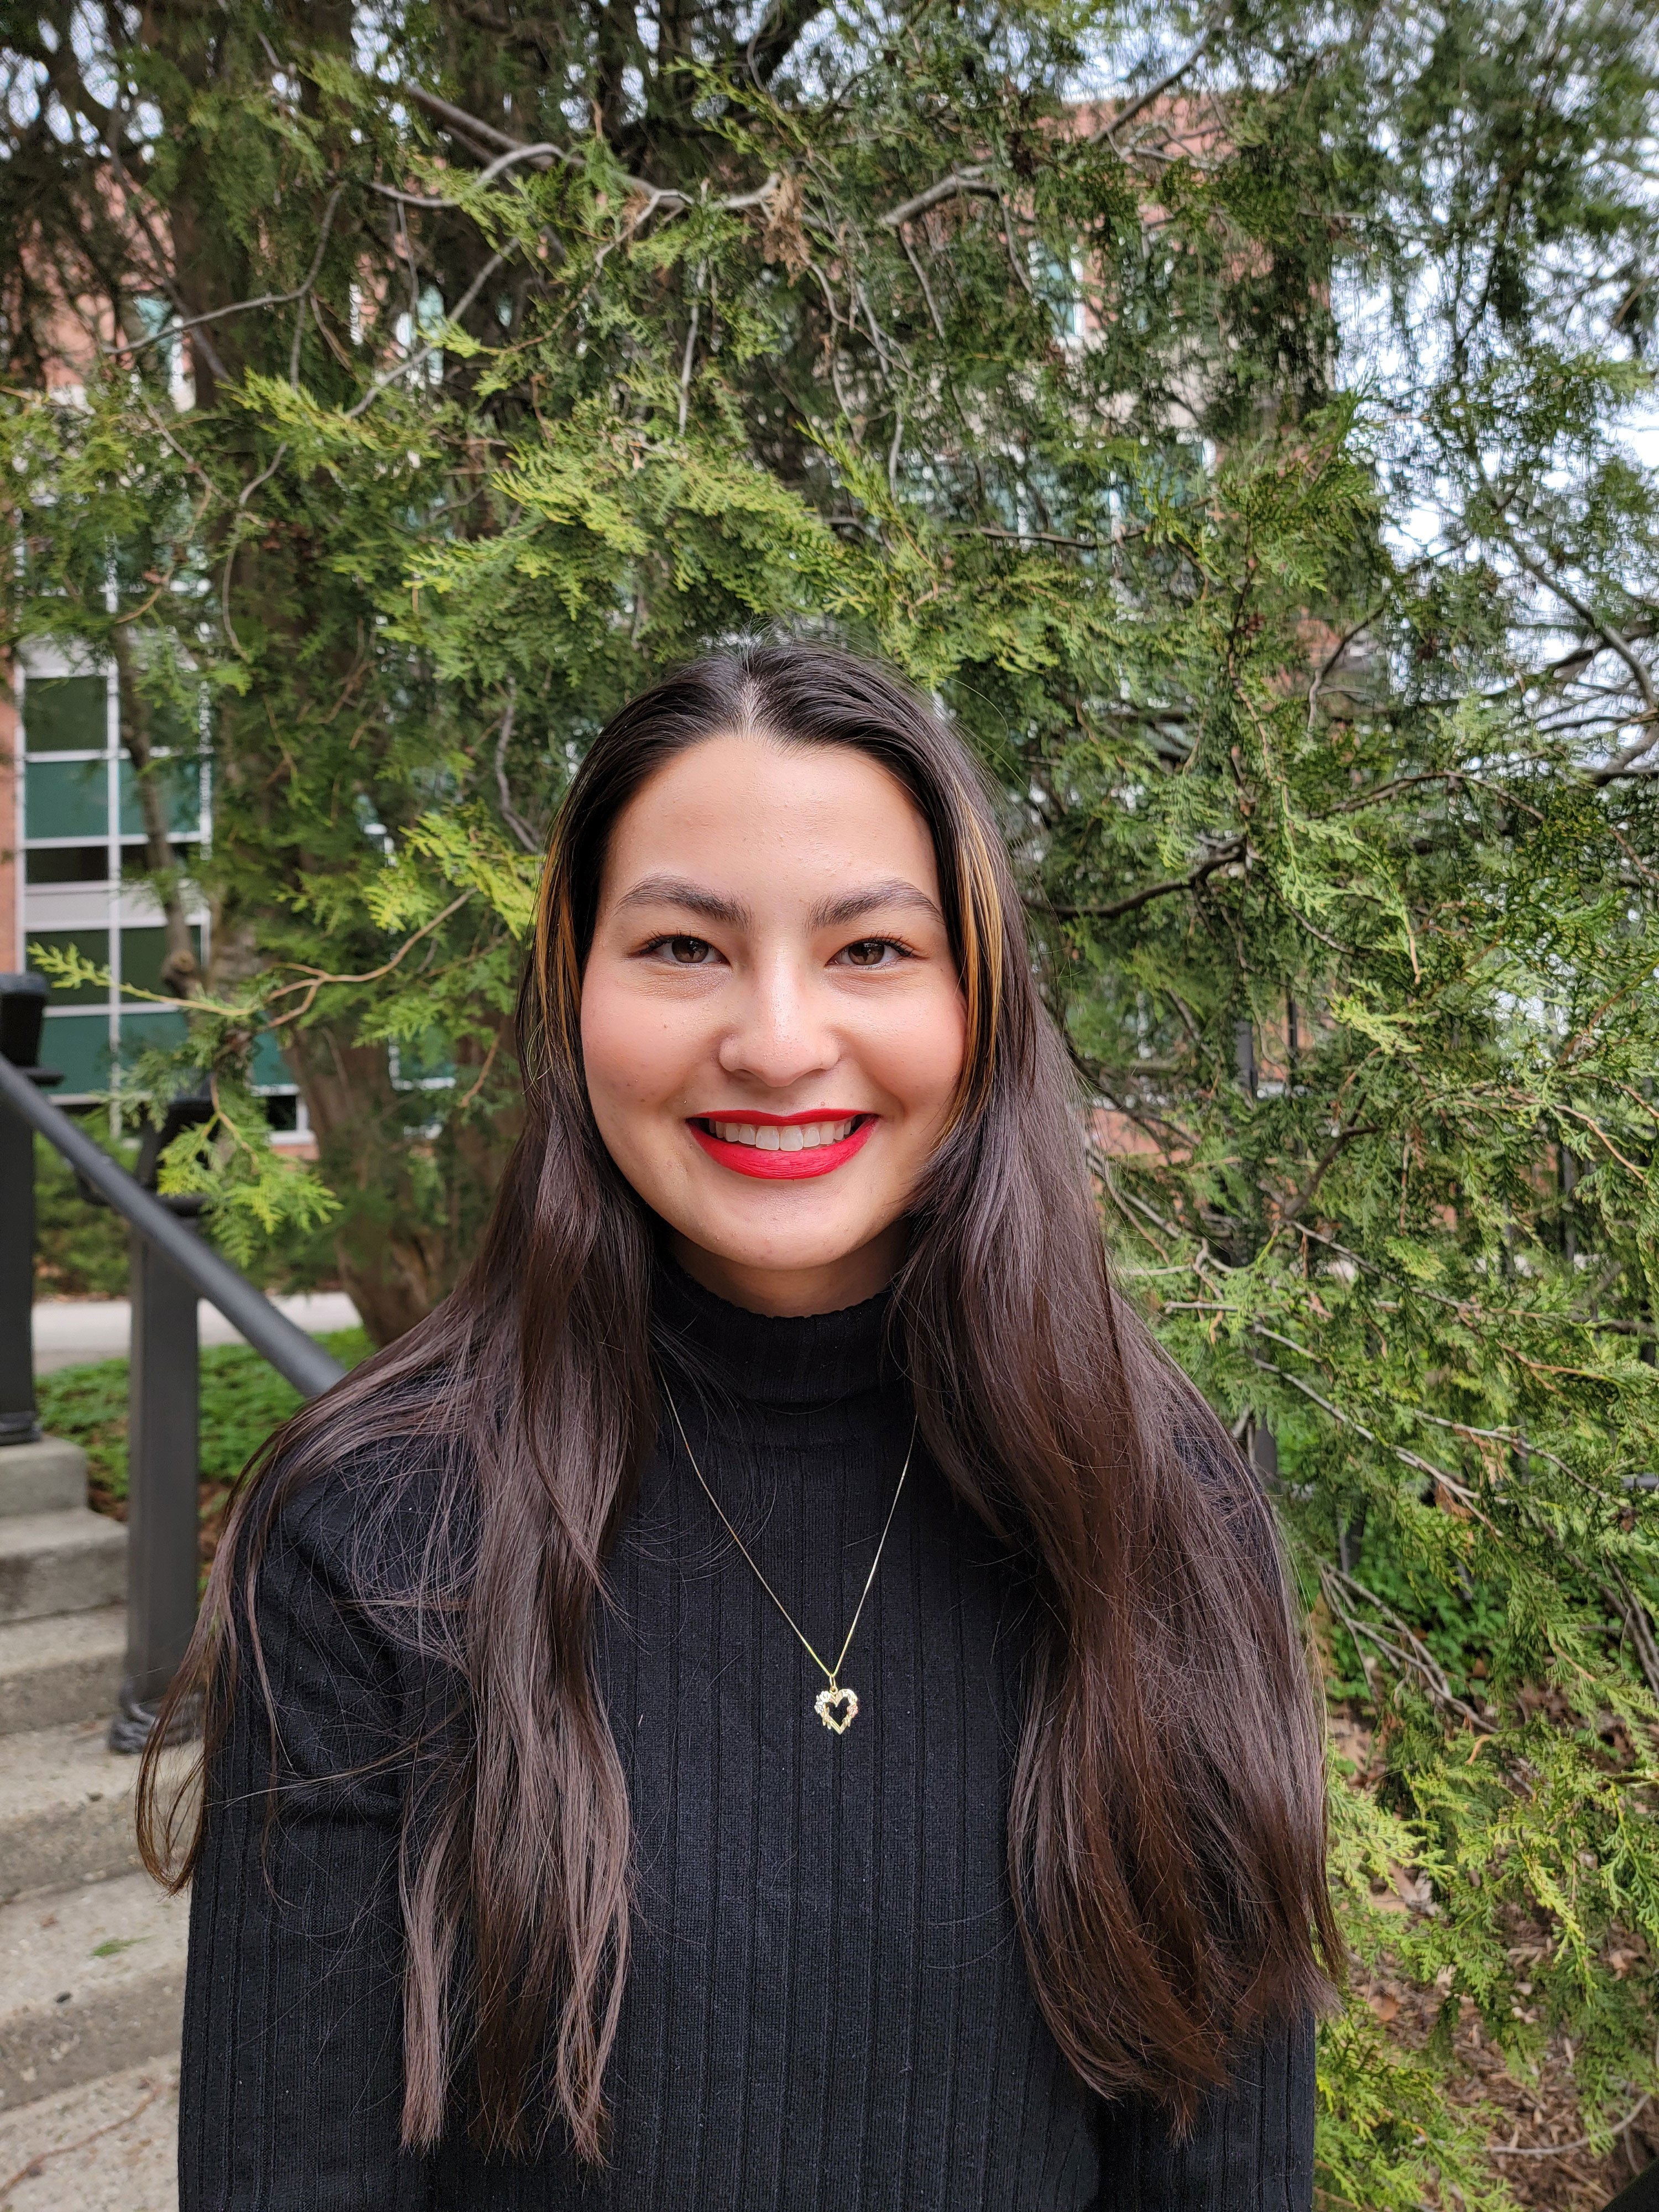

{"left": 0, "top": 974, "right": 61, "bottom": 1448}
{"left": 109, "top": 1193, "right": 204, "bottom": 1752}
{"left": 0, "top": 1060, "right": 39, "bottom": 1447}
{"left": 0, "top": 1000, "right": 347, "bottom": 1755}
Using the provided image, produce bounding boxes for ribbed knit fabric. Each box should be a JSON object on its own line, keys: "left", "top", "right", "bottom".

{"left": 179, "top": 1264, "right": 1314, "bottom": 2210}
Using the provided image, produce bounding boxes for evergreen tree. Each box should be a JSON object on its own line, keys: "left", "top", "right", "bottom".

{"left": 3, "top": 4, "right": 1659, "bottom": 2200}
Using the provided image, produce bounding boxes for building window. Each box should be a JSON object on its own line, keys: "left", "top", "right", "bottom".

{"left": 14, "top": 655, "right": 308, "bottom": 1139}
{"left": 15, "top": 658, "right": 208, "bottom": 1102}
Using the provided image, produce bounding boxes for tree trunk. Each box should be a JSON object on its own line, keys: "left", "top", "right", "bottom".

{"left": 285, "top": 1028, "right": 449, "bottom": 1344}
{"left": 108, "top": 625, "right": 200, "bottom": 996}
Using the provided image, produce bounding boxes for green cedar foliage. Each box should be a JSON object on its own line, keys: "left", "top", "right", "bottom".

{"left": 3, "top": 3, "right": 1659, "bottom": 2200}
{"left": 29, "top": 1122, "right": 348, "bottom": 1298}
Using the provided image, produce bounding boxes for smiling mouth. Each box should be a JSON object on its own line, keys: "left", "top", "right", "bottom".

{"left": 687, "top": 1113, "right": 877, "bottom": 1180}
{"left": 695, "top": 1115, "right": 863, "bottom": 1153}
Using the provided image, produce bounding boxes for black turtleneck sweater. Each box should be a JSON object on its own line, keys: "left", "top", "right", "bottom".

{"left": 179, "top": 1270, "right": 1314, "bottom": 2209}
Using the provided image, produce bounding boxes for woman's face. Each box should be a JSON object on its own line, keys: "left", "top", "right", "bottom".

{"left": 581, "top": 731, "right": 968, "bottom": 1314}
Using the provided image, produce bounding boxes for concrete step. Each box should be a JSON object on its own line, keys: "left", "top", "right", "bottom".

{"left": 0, "top": 1872, "right": 186, "bottom": 2117}
{"left": 0, "top": 1514, "right": 126, "bottom": 1627}
{"left": 0, "top": 1610, "right": 126, "bottom": 1739}
{"left": 0, "top": 2056, "right": 178, "bottom": 2211}
{"left": 0, "top": 1719, "right": 196, "bottom": 1903}
{"left": 0, "top": 1441, "right": 88, "bottom": 1521}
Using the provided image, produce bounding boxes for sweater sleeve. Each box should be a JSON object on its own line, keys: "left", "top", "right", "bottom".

{"left": 178, "top": 1475, "right": 437, "bottom": 2211}
{"left": 1093, "top": 2015, "right": 1316, "bottom": 2211}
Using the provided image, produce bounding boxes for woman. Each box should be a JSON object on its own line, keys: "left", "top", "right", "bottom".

{"left": 144, "top": 641, "right": 1335, "bottom": 2209}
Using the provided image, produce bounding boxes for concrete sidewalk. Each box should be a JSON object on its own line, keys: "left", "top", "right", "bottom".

{"left": 32, "top": 1293, "right": 361, "bottom": 1375}
{"left": 0, "top": 2060, "right": 177, "bottom": 2211}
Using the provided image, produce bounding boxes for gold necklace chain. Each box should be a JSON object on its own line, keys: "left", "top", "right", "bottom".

{"left": 662, "top": 1385, "right": 916, "bottom": 1735}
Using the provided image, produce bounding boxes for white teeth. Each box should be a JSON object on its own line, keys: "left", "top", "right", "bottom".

{"left": 704, "top": 1117, "right": 861, "bottom": 1148}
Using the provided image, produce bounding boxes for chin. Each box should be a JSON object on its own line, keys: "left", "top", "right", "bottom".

{"left": 699, "top": 1219, "right": 874, "bottom": 1272}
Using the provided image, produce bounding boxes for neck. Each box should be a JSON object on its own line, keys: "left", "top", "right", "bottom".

{"left": 668, "top": 1222, "right": 906, "bottom": 1317}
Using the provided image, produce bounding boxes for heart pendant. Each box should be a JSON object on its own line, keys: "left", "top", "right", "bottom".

{"left": 815, "top": 1684, "right": 859, "bottom": 1734}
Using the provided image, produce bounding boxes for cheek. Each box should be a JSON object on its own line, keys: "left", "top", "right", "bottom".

{"left": 580, "top": 974, "right": 691, "bottom": 1113}
{"left": 864, "top": 983, "right": 968, "bottom": 1124}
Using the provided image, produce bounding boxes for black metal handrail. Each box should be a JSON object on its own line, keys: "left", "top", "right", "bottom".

{"left": 0, "top": 975, "right": 346, "bottom": 1750}
{"left": 0, "top": 1054, "right": 345, "bottom": 1399}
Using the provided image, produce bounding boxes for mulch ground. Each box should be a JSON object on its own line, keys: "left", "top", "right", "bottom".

{"left": 1332, "top": 1710, "right": 1652, "bottom": 2210}
{"left": 1354, "top": 1959, "right": 1651, "bottom": 2209}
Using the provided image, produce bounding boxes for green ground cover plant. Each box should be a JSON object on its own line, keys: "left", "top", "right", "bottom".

{"left": 39, "top": 1330, "right": 371, "bottom": 1520}
{"left": 5, "top": 2, "right": 1659, "bottom": 2200}
{"left": 33, "top": 1133, "right": 141, "bottom": 1301}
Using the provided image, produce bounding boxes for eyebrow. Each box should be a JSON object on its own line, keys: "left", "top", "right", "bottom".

{"left": 808, "top": 880, "right": 942, "bottom": 929}
{"left": 612, "top": 874, "right": 942, "bottom": 931}
{"left": 613, "top": 875, "right": 753, "bottom": 927}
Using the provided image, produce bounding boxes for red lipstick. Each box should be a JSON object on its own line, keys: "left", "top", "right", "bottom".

{"left": 688, "top": 1110, "right": 877, "bottom": 1181}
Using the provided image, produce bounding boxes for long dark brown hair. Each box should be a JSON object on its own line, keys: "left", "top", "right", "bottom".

{"left": 140, "top": 641, "right": 1335, "bottom": 2162}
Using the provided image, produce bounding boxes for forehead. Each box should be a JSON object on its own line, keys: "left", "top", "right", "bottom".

{"left": 597, "top": 731, "right": 940, "bottom": 903}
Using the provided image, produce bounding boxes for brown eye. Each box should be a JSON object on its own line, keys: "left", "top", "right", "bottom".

{"left": 668, "top": 936, "right": 712, "bottom": 964}
{"left": 842, "top": 940, "right": 890, "bottom": 967}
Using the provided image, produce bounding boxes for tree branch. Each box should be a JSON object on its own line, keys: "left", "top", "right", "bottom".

{"left": 1092, "top": 11, "right": 1229, "bottom": 147}
{"left": 393, "top": 85, "right": 776, "bottom": 242}
{"left": 107, "top": 186, "right": 346, "bottom": 368}
{"left": 1040, "top": 837, "right": 1246, "bottom": 920}
{"left": 1318, "top": 1561, "right": 1495, "bottom": 1731}
{"left": 403, "top": 83, "right": 530, "bottom": 159}
{"left": 880, "top": 170, "right": 998, "bottom": 229}
{"left": 263, "top": 894, "right": 474, "bottom": 1025}
{"left": 343, "top": 249, "right": 512, "bottom": 419}
{"left": 895, "top": 223, "right": 946, "bottom": 338}
{"left": 1280, "top": 1123, "right": 1383, "bottom": 1225}
{"left": 1511, "top": 542, "right": 1657, "bottom": 715}
{"left": 492, "top": 686, "right": 539, "bottom": 853}
{"left": 369, "top": 140, "right": 566, "bottom": 208}
{"left": 1603, "top": 1569, "right": 1659, "bottom": 1700}
{"left": 1509, "top": 540, "right": 1659, "bottom": 780}
{"left": 743, "top": 0, "right": 834, "bottom": 85}
{"left": 1313, "top": 768, "right": 1542, "bottom": 822}
{"left": 964, "top": 523, "right": 1152, "bottom": 551}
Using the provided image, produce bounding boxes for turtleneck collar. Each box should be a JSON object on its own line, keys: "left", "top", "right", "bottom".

{"left": 651, "top": 1255, "right": 898, "bottom": 1410}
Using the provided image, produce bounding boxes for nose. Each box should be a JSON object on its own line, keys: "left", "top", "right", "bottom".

{"left": 716, "top": 950, "right": 839, "bottom": 1092}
